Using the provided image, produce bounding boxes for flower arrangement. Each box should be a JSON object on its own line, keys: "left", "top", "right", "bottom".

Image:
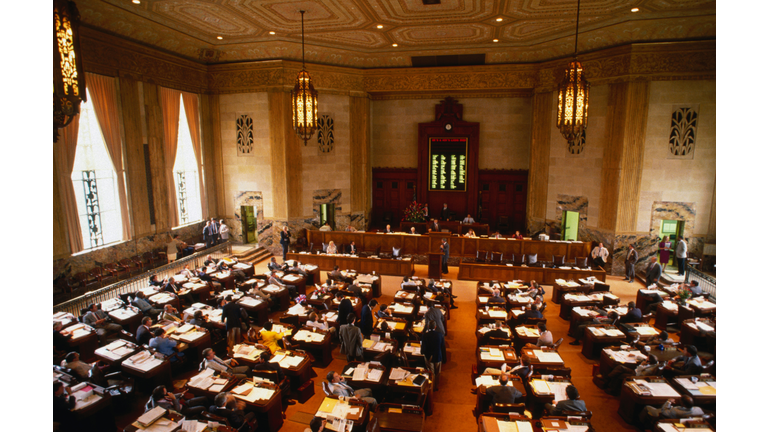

{"left": 676, "top": 286, "right": 692, "bottom": 305}
{"left": 402, "top": 201, "right": 428, "bottom": 222}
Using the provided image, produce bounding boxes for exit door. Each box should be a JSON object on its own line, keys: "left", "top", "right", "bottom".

{"left": 241, "top": 206, "right": 257, "bottom": 244}
{"left": 562, "top": 211, "right": 579, "bottom": 241}
{"left": 320, "top": 204, "right": 335, "bottom": 230}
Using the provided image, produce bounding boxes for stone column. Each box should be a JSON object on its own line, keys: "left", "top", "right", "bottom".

{"left": 526, "top": 91, "right": 553, "bottom": 232}
{"left": 349, "top": 95, "right": 371, "bottom": 225}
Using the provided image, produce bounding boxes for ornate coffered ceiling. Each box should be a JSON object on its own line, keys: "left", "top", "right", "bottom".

{"left": 76, "top": 0, "right": 715, "bottom": 68}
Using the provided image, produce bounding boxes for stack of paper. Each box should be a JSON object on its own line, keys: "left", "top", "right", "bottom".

{"left": 489, "top": 309, "right": 507, "bottom": 318}
{"left": 389, "top": 368, "right": 409, "bottom": 381}
{"left": 521, "top": 327, "right": 540, "bottom": 337}
{"left": 188, "top": 369, "right": 216, "bottom": 390}
{"left": 534, "top": 351, "right": 563, "bottom": 363}
{"left": 475, "top": 375, "right": 498, "bottom": 387}
{"left": 531, "top": 379, "right": 552, "bottom": 394}
{"left": 635, "top": 326, "right": 659, "bottom": 336}
{"left": 239, "top": 297, "right": 263, "bottom": 307}
{"left": 294, "top": 330, "right": 326, "bottom": 343}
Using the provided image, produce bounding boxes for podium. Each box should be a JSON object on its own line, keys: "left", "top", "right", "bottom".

{"left": 428, "top": 253, "right": 443, "bottom": 280}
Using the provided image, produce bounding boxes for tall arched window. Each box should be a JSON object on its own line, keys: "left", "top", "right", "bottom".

{"left": 71, "top": 90, "right": 123, "bottom": 248}
{"left": 174, "top": 95, "right": 202, "bottom": 224}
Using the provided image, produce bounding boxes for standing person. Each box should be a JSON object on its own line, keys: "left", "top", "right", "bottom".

{"left": 624, "top": 244, "right": 639, "bottom": 283}
{"left": 221, "top": 295, "right": 243, "bottom": 353}
{"left": 166, "top": 235, "right": 181, "bottom": 262}
{"left": 645, "top": 257, "right": 662, "bottom": 287}
{"left": 202, "top": 221, "right": 210, "bottom": 247}
{"left": 440, "top": 203, "right": 450, "bottom": 220}
{"left": 339, "top": 314, "right": 364, "bottom": 361}
{"left": 423, "top": 204, "right": 429, "bottom": 219}
{"left": 360, "top": 299, "right": 378, "bottom": 338}
{"left": 280, "top": 226, "right": 291, "bottom": 262}
{"left": 658, "top": 235, "right": 671, "bottom": 273}
{"left": 440, "top": 238, "right": 450, "bottom": 274}
{"left": 591, "top": 243, "right": 609, "bottom": 268}
{"left": 675, "top": 237, "right": 688, "bottom": 275}
{"left": 210, "top": 217, "right": 220, "bottom": 245}
{"left": 420, "top": 321, "right": 445, "bottom": 391}
{"left": 219, "top": 220, "right": 229, "bottom": 242}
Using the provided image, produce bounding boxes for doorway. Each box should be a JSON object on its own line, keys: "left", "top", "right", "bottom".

{"left": 320, "top": 203, "right": 335, "bottom": 230}
{"left": 241, "top": 205, "right": 258, "bottom": 244}
{"left": 660, "top": 220, "right": 684, "bottom": 272}
{"left": 562, "top": 211, "right": 579, "bottom": 241}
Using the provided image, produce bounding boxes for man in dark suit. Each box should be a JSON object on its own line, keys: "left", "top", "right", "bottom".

{"left": 340, "top": 314, "right": 364, "bottom": 361}
{"left": 440, "top": 203, "right": 450, "bottom": 220}
{"left": 279, "top": 226, "right": 291, "bottom": 261}
{"left": 440, "top": 238, "right": 449, "bottom": 274}
{"left": 360, "top": 299, "right": 378, "bottom": 338}
{"left": 429, "top": 219, "right": 440, "bottom": 232}
{"left": 664, "top": 345, "right": 702, "bottom": 376}
{"left": 221, "top": 295, "right": 243, "bottom": 352}
{"left": 210, "top": 218, "right": 220, "bottom": 245}
{"left": 545, "top": 385, "right": 587, "bottom": 415}
{"left": 523, "top": 305, "right": 543, "bottom": 320}
{"left": 482, "top": 373, "right": 523, "bottom": 405}
{"left": 645, "top": 256, "right": 662, "bottom": 287}
{"left": 348, "top": 241, "right": 357, "bottom": 255}
{"left": 620, "top": 301, "right": 643, "bottom": 323}
{"left": 337, "top": 292, "right": 354, "bottom": 326}
{"left": 267, "top": 257, "right": 284, "bottom": 272}
{"left": 54, "top": 381, "right": 76, "bottom": 431}
{"left": 136, "top": 316, "right": 154, "bottom": 346}
{"left": 420, "top": 321, "right": 445, "bottom": 390}
{"left": 211, "top": 392, "right": 247, "bottom": 429}
{"left": 624, "top": 244, "right": 638, "bottom": 283}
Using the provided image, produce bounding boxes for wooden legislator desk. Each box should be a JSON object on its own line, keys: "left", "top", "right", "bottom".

{"left": 372, "top": 404, "right": 425, "bottom": 432}
{"left": 287, "top": 252, "right": 414, "bottom": 277}
{"left": 618, "top": 376, "right": 681, "bottom": 424}
{"left": 459, "top": 262, "right": 606, "bottom": 285}
{"left": 307, "top": 231, "right": 592, "bottom": 261}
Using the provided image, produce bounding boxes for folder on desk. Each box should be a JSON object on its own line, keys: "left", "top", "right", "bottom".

{"left": 138, "top": 406, "right": 166, "bottom": 427}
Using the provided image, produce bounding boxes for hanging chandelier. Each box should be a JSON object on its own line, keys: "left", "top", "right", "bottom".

{"left": 557, "top": 0, "right": 589, "bottom": 146}
{"left": 54, "top": 0, "right": 87, "bottom": 143}
{"left": 291, "top": 10, "right": 318, "bottom": 145}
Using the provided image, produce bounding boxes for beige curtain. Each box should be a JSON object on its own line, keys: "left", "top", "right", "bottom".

{"left": 181, "top": 92, "right": 208, "bottom": 219}
{"left": 55, "top": 116, "right": 84, "bottom": 253}
{"left": 86, "top": 73, "right": 131, "bottom": 241}
{"left": 160, "top": 87, "right": 181, "bottom": 227}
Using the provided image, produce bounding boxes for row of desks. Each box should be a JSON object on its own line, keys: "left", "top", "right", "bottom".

{"left": 307, "top": 231, "right": 593, "bottom": 260}
{"left": 287, "top": 252, "right": 414, "bottom": 277}
{"left": 459, "top": 262, "right": 606, "bottom": 284}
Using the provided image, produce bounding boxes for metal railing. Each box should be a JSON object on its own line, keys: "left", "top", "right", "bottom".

{"left": 685, "top": 265, "right": 716, "bottom": 300}
{"left": 53, "top": 242, "right": 233, "bottom": 315}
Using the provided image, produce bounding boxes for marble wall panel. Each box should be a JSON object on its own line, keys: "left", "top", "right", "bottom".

{"left": 232, "top": 191, "right": 264, "bottom": 243}
{"left": 555, "top": 195, "right": 589, "bottom": 226}
{"left": 649, "top": 201, "right": 696, "bottom": 239}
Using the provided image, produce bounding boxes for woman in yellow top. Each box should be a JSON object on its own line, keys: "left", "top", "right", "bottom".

{"left": 259, "top": 321, "right": 289, "bottom": 353}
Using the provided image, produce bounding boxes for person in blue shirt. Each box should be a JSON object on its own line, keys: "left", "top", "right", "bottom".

{"left": 149, "top": 328, "right": 183, "bottom": 361}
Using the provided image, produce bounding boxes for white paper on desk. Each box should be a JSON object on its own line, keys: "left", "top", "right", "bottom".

{"left": 535, "top": 351, "right": 563, "bottom": 363}
{"left": 532, "top": 380, "right": 552, "bottom": 395}
{"left": 270, "top": 353, "right": 287, "bottom": 364}
{"left": 645, "top": 382, "right": 680, "bottom": 397}
{"left": 606, "top": 329, "right": 625, "bottom": 337}
{"left": 142, "top": 419, "right": 180, "bottom": 432}
{"left": 372, "top": 342, "right": 387, "bottom": 352}
{"left": 635, "top": 327, "right": 658, "bottom": 336}
{"left": 696, "top": 322, "right": 715, "bottom": 332}
{"left": 367, "top": 369, "right": 383, "bottom": 381}
{"left": 180, "top": 420, "right": 207, "bottom": 432}
{"left": 489, "top": 310, "right": 507, "bottom": 318}
{"left": 495, "top": 420, "right": 518, "bottom": 432}
{"left": 282, "top": 355, "right": 304, "bottom": 368}
{"left": 515, "top": 421, "right": 533, "bottom": 432}
{"left": 113, "top": 346, "right": 136, "bottom": 357}
{"left": 179, "top": 331, "right": 206, "bottom": 342}
{"left": 475, "top": 375, "right": 498, "bottom": 387}
{"left": 675, "top": 378, "right": 700, "bottom": 391}
{"left": 390, "top": 368, "right": 409, "bottom": 381}
{"left": 232, "top": 383, "right": 253, "bottom": 395}
{"left": 239, "top": 297, "right": 262, "bottom": 307}
{"left": 565, "top": 424, "right": 589, "bottom": 432}
{"left": 208, "top": 383, "right": 226, "bottom": 393}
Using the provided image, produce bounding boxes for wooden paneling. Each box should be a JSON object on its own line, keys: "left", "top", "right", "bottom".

{"left": 458, "top": 262, "right": 606, "bottom": 284}
{"left": 371, "top": 169, "right": 418, "bottom": 225}
{"left": 200, "top": 93, "right": 225, "bottom": 218}
{"left": 527, "top": 92, "right": 552, "bottom": 225}
{"left": 306, "top": 231, "right": 591, "bottom": 260}
{"left": 142, "top": 82, "right": 170, "bottom": 232}
{"left": 350, "top": 96, "right": 371, "bottom": 216}
{"left": 286, "top": 253, "right": 413, "bottom": 277}
{"left": 119, "top": 76, "right": 152, "bottom": 237}
{"left": 478, "top": 170, "right": 528, "bottom": 232}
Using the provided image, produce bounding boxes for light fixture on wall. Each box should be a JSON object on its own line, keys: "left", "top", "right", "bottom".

{"left": 54, "top": 0, "right": 87, "bottom": 142}
{"left": 290, "top": 10, "right": 318, "bottom": 146}
{"left": 557, "top": 0, "right": 590, "bottom": 147}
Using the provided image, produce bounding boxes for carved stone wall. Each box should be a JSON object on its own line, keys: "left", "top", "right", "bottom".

{"left": 232, "top": 191, "right": 264, "bottom": 244}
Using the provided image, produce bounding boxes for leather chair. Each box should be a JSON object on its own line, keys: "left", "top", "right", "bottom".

{"left": 203, "top": 409, "right": 257, "bottom": 432}
{"left": 322, "top": 243, "right": 328, "bottom": 253}
{"left": 511, "top": 254, "right": 524, "bottom": 266}
{"left": 552, "top": 338, "right": 564, "bottom": 352}
{"left": 526, "top": 254, "right": 538, "bottom": 266}
{"left": 558, "top": 410, "right": 593, "bottom": 420}
{"left": 532, "top": 367, "right": 571, "bottom": 378}
{"left": 393, "top": 247, "right": 402, "bottom": 258}
{"left": 492, "top": 403, "right": 526, "bottom": 415}
{"left": 476, "top": 250, "right": 488, "bottom": 263}
{"left": 552, "top": 255, "right": 566, "bottom": 266}
{"left": 575, "top": 257, "right": 588, "bottom": 268}
{"left": 490, "top": 252, "right": 503, "bottom": 264}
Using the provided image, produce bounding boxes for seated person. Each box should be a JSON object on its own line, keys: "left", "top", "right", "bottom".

{"left": 464, "top": 229, "right": 477, "bottom": 238}
{"left": 319, "top": 222, "right": 332, "bottom": 231}
{"left": 217, "top": 261, "right": 247, "bottom": 283}
{"left": 287, "top": 261, "right": 309, "bottom": 277}
{"left": 569, "top": 311, "right": 619, "bottom": 345}
{"left": 328, "top": 266, "right": 345, "bottom": 282}
{"left": 201, "top": 348, "right": 250, "bottom": 380}
{"left": 249, "top": 284, "right": 276, "bottom": 309}
{"left": 663, "top": 345, "right": 702, "bottom": 376}
{"left": 252, "top": 350, "right": 285, "bottom": 383}
{"left": 83, "top": 303, "right": 123, "bottom": 343}
{"left": 136, "top": 316, "right": 154, "bottom": 346}
{"left": 326, "top": 241, "right": 338, "bottom": 255}
{"left": 348, "top": 241, "right": 358, "bottom": 254}
{"left": 160, "top": 304, "right": 183, "bottom": 323}
{"left": 646, "top": 331, "right": 674, "bottom": 345}
{"left": 188, "top": 310, "right": 211, "bottom": 330}
{"left": 309, "top": 417, "right": 327, "bottom": 432}
{"left": 203, "top": 254, "right": 220, "bottom": 267}
{"left": 61, "top": 352, "right": 95, "bottom": 380}
{"left": 410, "top": 227, "right": 418, "bottom": 235}
{"left": 488, "top": 289, "right": 506, "bottom": 305}
{"left": 480, "top": 373, "right": 523, "bottom": 405}
{"left": 639, "top": 395, "right": 705, "bottom": 430}
{"left": 511, "top": 231, "right": 524, "bottom": 240}
{"left": 269, "top": 271, "right": 298, "bottom": 298}
{"left": 132, "top": 291, "right": 163, "bottom": 317}
{"left": 523, "top": 304, "right": 543, "bottom": 320}
{"left": 178, "top": 265, "right": 195, "bottom": 279}
{"left": 605, "top": 354, "right": 659, "bottom": 395}
{"left": 306, "top": 311, "right": 336, "bottom": 337}
{"left": 545, "top": 385, "right": 587, "bottom": 415}
{"left": 146, "top": 385, "right": 208, "bottom": 418}
{"left": 345, "top": 225, "right": 356, "bottom": 232}
{"left": 400, "top": 276, "right": 418, "bottom": 291}
{"left": 259, "top": 321, "right": 290, "bottom": 353}
{"left": 376, "top": 303, "right": 393, "bottom": 319}
{"left": 195, "top": 267, "right": 223, "bottom": 290}
{"left": 687, "top": 281, "right": 703, "bottom": 296}
{"left": 535, "top": 322, "right": 553, "bottom": 347}
{"left": 210, "top": 392, "right": 248, "bottom": 429}
{"left": 326, "top": 371, "right": 377, "bottom": 409}
{"left": 531, "top": 296, "right": 546, "bottom": 312}
{"left": 149, "top": 328, "right": 183, "bottom": 361}
{"left": 620, "top": 301, "right": 643, "bottom": 323}
{"left": 462, "top": 214, "right": 476, "bottom": 224}
{"left": 54, "top": 321, "right": 72, "bottom": 355}
{"left": 53, "top": 381, "right": 76, "bottom": 431}
{"left": 149, "top": 274, "right": 164, "bottom": 287}
{"left": 267, "top": 257, "right": 284, "bottom": 272}
{"left": 347, "top": 281, "right": 364, "bottom": 299}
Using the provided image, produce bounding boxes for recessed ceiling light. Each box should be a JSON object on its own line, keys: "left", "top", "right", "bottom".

{"left": 217, "top": 36, "right": 223, "bottom": 40}
{"left": 631, "top": 8, "right": 639, "bottom": 12}
{"left": 392, "top": 43, "right": 398, "bottom": 47}
{"left": 377, "top": 25, "right": 384, "bottom": 29}
{"left": 269, "top": 31, "right": 275, "bottom": 35}
{"left": 496, "top": 18, "right": 503, "bottom": 22}
{"left": 493, "top": 39, "right": 499, "bottom": 43}
{"left": 132, "top": 0, "right": 140, "bottom": 4}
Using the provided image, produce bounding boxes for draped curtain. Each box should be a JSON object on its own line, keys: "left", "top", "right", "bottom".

{"left": 160, "top": 87, "right": 181, "bottom": 227}
{"left": 86, "top": 72, "right": 131, "bottom": 240}
{"left": 181, "top": 92, "right": 208, "bottom": 219}
{"left": 54, "top": 116, "right": 84, "bottom": 253}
